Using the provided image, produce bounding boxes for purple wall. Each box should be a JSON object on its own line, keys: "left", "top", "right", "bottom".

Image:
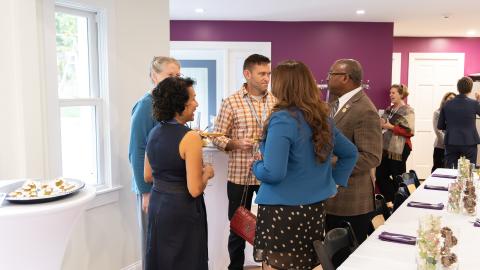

{"left": 394, "top": 37, "right": 480, "bottom": 84}
{"left": 171, "top": 21, "right": 394, "bottom": 107}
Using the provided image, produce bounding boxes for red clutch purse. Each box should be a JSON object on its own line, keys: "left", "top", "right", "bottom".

{"left": 230, "top": 206, "right": 256, "bottom": 245}
{"left": 230, "top": 171, "right": 257, "bottom": 245}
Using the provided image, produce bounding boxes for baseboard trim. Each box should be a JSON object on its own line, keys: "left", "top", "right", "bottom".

{"left": 121, "top": 260, "right": 141, "bottom": 270}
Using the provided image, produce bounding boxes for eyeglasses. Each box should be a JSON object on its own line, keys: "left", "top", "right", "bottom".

{"left": 327, "top": 72, "right": 348, "bottom": 79}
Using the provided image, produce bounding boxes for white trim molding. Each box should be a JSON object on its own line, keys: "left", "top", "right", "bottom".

{"left": 121, "top": 260, "right": 142, "bottom": 270}
{"left": 170, "top": 41, "right": 272, "bottom": 102}
{"left": 86, "top": 185, "right": 122, "bottom": 210}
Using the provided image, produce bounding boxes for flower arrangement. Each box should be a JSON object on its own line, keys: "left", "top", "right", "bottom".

{"left": 457, "top": 156, "right": 470, "bottom": 180}
{"left": 462, "top": 179, "right": 477, "bottom": 216}
{"left": 417, "top": 215, "right": 441, "bottom": 270}
{"left": 447, "top": 182, "right": 462, "bottom": 214}
{"left": 440, "top": 227, "right": 458, "bottom": 268}
{"left": 416, "top": 215, "right": 459, "bottom": 270}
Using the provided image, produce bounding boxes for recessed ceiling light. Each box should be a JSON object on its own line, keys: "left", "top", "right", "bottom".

{"left": 442, "top": 13, "right": 451, "bottom": 19}
{"left": 356, "top": 10, "right": 365, "bottom": 15}
{"left": 195, "top": 8, "right": 204, "bottom": 13}
{"left": 467, "top": 30, "right": 476, "bottom": 36}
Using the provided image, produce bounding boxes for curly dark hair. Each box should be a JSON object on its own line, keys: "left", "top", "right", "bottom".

{"left": 151, "top": 77, "right": 195, "bottom": 121}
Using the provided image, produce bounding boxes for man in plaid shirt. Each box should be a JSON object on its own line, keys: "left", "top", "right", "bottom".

{"left": 212, "top": 54, "right": 275, "bottom": 270}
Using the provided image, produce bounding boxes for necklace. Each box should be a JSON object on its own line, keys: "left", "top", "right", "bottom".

{"left": 387, "top": 105, "right": 401, "bottom": 120}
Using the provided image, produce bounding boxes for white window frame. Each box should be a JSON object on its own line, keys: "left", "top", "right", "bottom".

{"left": 42, "top": 1, "right": 118, "bottom": 208}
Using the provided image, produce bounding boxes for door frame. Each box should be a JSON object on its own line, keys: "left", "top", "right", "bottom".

{"left": 171, "top": 41, "right": 271, "bottom": 110}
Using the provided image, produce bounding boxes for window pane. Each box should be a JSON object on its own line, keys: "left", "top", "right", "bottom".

{"left": 60, "top": 106, "right": 98, "bottom": 185}
{"left": 55, "top": 12, "right": 91, "bottom": 98}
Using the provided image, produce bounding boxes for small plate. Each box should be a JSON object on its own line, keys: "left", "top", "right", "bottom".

{"left": 1, "top": 178, "right": 85, "bottom": 204}
{"left": 199, "top": 132, "right": 224, "bottom": 138}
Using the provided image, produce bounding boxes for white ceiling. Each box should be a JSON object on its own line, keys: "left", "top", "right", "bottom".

{"left": 170, "top": 0, "right": 480, "bottom": 37}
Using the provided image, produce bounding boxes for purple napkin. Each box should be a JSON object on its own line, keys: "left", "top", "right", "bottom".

{"left": 407, "top": 201, "right": 444, "bottom": 210}
{"left": 474, "top": 219, "right": 480, "bottom": 227}
{"left": 424, "top": 185, "right": 448, "bottom": 191}
{"left": 431, "top": 174, "right": 457, "bottom": 179}
{"left": 378, "top": 231, "right": 416, "bottom": 245}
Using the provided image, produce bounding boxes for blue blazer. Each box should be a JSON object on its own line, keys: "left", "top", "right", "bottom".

{"left": 252, "top": 109, "right": 358, "bottom": 206}
{"left": 437, "top": 94, "right": 480, "bottom": 146}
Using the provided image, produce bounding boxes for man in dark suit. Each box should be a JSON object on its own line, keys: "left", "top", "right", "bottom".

{"left": 438, "top": 76, "right": 480, "bottom": 168}
{"left": 326, "top": 59, "right": 383, "bottom": 244}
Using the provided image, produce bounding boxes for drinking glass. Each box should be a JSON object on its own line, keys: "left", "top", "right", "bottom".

{"left": 202, "top": 151, "right": 213, "bottom": 166}
{"left": 192, "top": 111, "right": 201, "bottom": 130}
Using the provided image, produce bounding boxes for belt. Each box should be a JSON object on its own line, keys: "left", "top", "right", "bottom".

{"left": 153, "top": 179, "right": 188, "bottom": 194}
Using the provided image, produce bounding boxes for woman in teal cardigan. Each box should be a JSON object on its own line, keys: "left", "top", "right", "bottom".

{"left": 252, "top": 60, "right": 358, "bottom": 270}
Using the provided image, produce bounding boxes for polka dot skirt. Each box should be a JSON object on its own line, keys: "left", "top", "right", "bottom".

{"left": 253, "top": 201, "right": 326, "bottom": 270}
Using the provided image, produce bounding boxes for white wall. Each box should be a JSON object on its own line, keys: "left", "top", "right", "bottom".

{"left": 0, "top": 0, "right": 47, "bottom": 179}
{"left": 0, "top": 0, "right": 170, "bottom": 269}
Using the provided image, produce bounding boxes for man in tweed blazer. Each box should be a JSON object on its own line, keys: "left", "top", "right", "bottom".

{"left": 325, "top": 59, "right": 382, "bottom": 244}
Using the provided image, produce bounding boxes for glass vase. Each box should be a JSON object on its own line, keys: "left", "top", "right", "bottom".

{"left": 447, "top": 182, "right": 462, "bottom": 214}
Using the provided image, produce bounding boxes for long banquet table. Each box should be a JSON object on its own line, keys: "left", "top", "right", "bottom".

{"left": 338, "top": 168, "right": 480, "bottom": 270}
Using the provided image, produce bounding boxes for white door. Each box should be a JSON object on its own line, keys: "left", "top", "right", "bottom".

{"left": 407, "top": 53, "right": 465, "bottom": 179}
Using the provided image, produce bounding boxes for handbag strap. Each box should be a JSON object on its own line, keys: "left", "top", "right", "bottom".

{"left": 240, "top": 145, "right": 259, "bottom": 207}
{"left": 239, "top": 168, "right": 253, "bottom": 207}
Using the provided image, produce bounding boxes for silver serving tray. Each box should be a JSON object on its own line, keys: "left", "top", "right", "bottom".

{"left": 0, "top": 178, "right": 85, "bottom": 204}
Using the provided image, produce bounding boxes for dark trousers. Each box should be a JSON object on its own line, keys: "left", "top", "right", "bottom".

{"left": 432, "top": 147, "right": 445, "bottom": 172}
{"left": 445, "top": 145, "right": 477, "bottom": 169}
{"left": 375, "top": 145, "right": 411, "bottom": 203}
{"left": 325, "top": 212, "right": 372, "bottom": 245}
{"left": 227, "top": 181, "right": 259, "bottom": 270}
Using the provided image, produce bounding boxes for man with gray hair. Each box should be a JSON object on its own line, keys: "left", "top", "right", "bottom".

{"left": 325, "top": 59, "right": 382, "bottom": 245}
{"left": 128, "top": 56, "right": 180, "bottom": 267}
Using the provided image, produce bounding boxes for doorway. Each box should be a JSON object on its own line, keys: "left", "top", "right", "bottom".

{"left": 406, "top": 53, "right": 465, "bottom": 178}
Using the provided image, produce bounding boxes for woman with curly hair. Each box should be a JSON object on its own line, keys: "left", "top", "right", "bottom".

{"left": 251, "top": 60, "right": 358, "bottom": 270}
{"left": 143, "top": 77, "right": 214, "bottom": 270}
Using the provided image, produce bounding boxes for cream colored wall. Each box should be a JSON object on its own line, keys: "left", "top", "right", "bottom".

{"left": 0, "top": 0, "right": 170, "bottom": 269}
{"left": 0, "top": 0, "right": 47, "bottom": 179}
{"left": 63, "top": 0, "right": 170, "bottom": 268}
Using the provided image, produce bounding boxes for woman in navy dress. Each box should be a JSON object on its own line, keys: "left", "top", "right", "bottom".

{"left": 144, "top": 77, "right": 214, "bottom": 270}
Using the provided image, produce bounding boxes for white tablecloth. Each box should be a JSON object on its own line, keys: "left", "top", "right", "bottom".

{"left": 0, "top": 180, "right": 95, "bottom": 270}
{"left": 339, "top": 168, "right": 480, "bottom": 270}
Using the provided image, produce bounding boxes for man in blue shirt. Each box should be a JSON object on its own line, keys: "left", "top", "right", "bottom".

{"left": 128, "top": 56, "right": 180, "bottom": 267}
